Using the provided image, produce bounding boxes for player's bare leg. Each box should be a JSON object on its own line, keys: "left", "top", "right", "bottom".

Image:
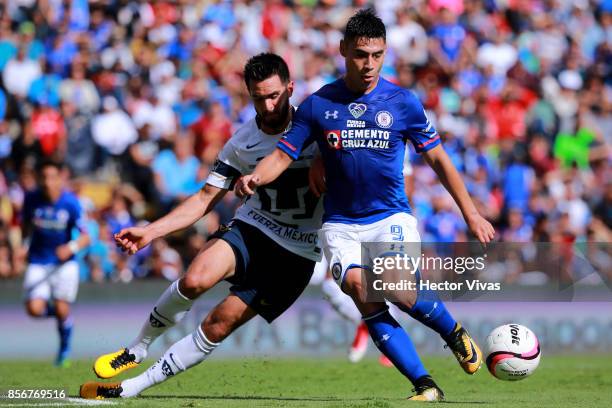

{"left": 81, "top": 295, "right": 256, "bottom": 399}
{"left": 25, "top": 298, "right": 50, "bottom": 317}
{"left": 93, "top": 238, "right": 236, "bottom": 379}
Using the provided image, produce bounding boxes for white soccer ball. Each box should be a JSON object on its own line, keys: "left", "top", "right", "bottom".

{"left": 484, "top": 324, "right": 541, "bottom": 381}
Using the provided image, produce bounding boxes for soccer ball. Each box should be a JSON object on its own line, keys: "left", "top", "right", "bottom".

{"left": 484, "top": 324, "right": 541, "bottom": 381}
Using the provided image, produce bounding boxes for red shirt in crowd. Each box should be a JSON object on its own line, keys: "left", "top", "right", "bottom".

{"left": 31, "top": 107, "right": 65, "bottom": 156}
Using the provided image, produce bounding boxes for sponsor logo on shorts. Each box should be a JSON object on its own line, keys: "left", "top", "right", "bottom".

{"left": 218, "top": 223, "right": 232, "bottom": 233}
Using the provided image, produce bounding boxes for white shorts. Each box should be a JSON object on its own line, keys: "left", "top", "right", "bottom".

{"left": 23, "top": 261, "right": 80, "bottom": 303}
{"left": 321, "top": 212, "right": 421, "bottom": 287}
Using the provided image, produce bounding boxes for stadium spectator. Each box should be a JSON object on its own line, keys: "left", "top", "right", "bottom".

{"left": 62, "top": 100, "right": 98, "bottom": 175}
{"left": 152, "top": 133, "right": 203, "bottom": 211}
{"left": 0, "top": 0, "right": 609, "bottom": 283}
{"left": 59, "top": 62, "right": 100, "bottom": 114}
{"left": 150, "top": 238, "right": 183, "bottom": 281}
{"left": 191, "top": 101, "right": 232, "bottom": 164}
{"left": 2, "top": 46, "right": 41, "bottom": 99}
{"left": 30, "top": 103, "right": 65, "bottom": 157}
{"left": 28, "top": 62, "right": 62, "bottom": 108}
{"left": 91, "top": 96, "right": 137, "bottom": 157}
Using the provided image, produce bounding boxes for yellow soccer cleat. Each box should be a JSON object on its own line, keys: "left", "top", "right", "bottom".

{"left": 80, "top": 381, "right": 123, "bottom": 399}
{"left": 93, "top": 348, "right": 139, "bottom": 379}
{"left": 445, "top": 323, "right": 483, "bottom": 375}
{"left": 408, "top": 376, "right": 445, "bottom": 402}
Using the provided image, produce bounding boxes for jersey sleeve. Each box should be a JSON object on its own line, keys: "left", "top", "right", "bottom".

{"left": 69, "top": 197, "right": 87, "bottom": 233}
{"left": 206, "top": 139, "right": 243, "bottom": 190}
{"left": 402, "top": 91, "right": 441, "bottom": 153}
{"left": 277, "top": 96, "right": 317, "bottom": 160}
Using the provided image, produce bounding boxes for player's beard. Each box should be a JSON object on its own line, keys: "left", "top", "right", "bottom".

{"left": 260, "top": 102, "right": 290, "bottom": 132}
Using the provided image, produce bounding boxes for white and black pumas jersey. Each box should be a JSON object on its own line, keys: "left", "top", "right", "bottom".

{"left": 206, "top": 116, "right": 323, "bottom": 262}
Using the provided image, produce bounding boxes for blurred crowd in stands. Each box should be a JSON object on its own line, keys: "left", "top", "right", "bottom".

{"left": 0, "top": 0, "right": 610, "bottom": 282}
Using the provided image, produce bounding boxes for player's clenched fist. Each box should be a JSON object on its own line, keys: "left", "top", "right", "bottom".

{"left": 114, "top": 227, "right": 153, "bottom": 254}
{"left": 235, "top": 174, "right": 261, "bottom": 198}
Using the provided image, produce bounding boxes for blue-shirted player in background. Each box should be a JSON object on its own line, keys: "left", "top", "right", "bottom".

{"left": 237, "top": 9, "right": 495, "bottom": 401}
{"left": 21, "top": 160, "right": 90, "bottom": 366}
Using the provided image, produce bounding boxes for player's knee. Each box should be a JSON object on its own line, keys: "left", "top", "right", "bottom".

{"left": 54, "top": 301, "right": 70, "bottom": 320}
{"left": 181, "top": 272, "right": 214, "bottom": 298}
{"left": 25, "top": 301, "right": 45, "bottom": 317}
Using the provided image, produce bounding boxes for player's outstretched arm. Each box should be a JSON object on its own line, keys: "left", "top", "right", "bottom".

{"left": 422, "top": 145, "right": 495, "bottom": 244}
{"left": 115, "top": 184, "right": 227, "bottom": 254}
{"left": 235, "top": 148, "right": 293, "bottom": 198}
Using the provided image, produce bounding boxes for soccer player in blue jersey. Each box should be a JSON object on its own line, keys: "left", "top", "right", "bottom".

{"left": 22, "top": 160, "right": 90, "bottom": 366}
{"left": 237, "top": 9, "right": 495, "bottom": 401}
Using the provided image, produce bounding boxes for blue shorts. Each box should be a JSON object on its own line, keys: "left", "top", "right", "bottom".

{"left": 210, "top": 220, "right": 315, "bottom": 323}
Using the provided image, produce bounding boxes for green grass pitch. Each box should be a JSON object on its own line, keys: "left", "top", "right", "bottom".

{"left": 1, "top": 355, "right": 610, "bottom": 407}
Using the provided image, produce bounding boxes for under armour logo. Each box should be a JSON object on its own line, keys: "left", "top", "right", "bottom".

{"left": 325, "top": 110, "right": 338, "bottom": 119}
{"left": 161, "top": 359, "right": 174, "bottom": 377}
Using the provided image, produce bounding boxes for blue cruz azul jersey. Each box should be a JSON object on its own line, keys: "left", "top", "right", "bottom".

{"left": 22, "top": 189, "right": 85, "bottom": 264}
{"left": 277, "top": 77, "right": 441, "bottom": 225}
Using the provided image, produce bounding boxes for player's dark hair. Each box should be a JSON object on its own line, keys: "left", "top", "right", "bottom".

{"left": 36, "top": 159, "right": 64, "bottom": 173}
{"left": 344, "top": 8, "right": 386, "bottom": 43}
{"left": 243, "top": 53, "right": 290, "bottom": 88}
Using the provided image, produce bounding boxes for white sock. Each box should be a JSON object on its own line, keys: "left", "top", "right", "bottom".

{"left": 129, "top": 280, "right": 193, "bottom": 361}
{"left": 121, "top": 326, "right": 219, "bottom": 397}
{"left": 322, "top": 278, "right": 362, "bottom": 325}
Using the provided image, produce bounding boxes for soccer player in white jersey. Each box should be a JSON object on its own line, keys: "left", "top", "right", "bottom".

{"left": 80, "top": 53, "right": 324, "bottom": 399}
{"left": 237, "top": 9, "right": 495, "bottom": 401}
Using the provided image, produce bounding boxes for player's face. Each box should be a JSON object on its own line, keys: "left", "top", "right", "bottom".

{"left": 40, "top": 166, "right": 63, "bottom": 199}
{"left": 248, "top": 74, "right": 294, "bottom": 131}
{"left": 340, "top": 37, "right": 386, "bottom": 92}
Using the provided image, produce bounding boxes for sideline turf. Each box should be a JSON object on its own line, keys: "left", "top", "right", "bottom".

{"left": 0, "top": 355, "right": 610, "bottom": 407}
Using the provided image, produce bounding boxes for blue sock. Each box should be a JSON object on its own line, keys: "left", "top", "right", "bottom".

{"left": 56, "top": 316, "right": 73, "bottom": 363}
{"left": 364, "top": 308, "right": 429, "bottom": 384}
{"left": 396, "top": 271, "right": 457, "bottom": 340}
